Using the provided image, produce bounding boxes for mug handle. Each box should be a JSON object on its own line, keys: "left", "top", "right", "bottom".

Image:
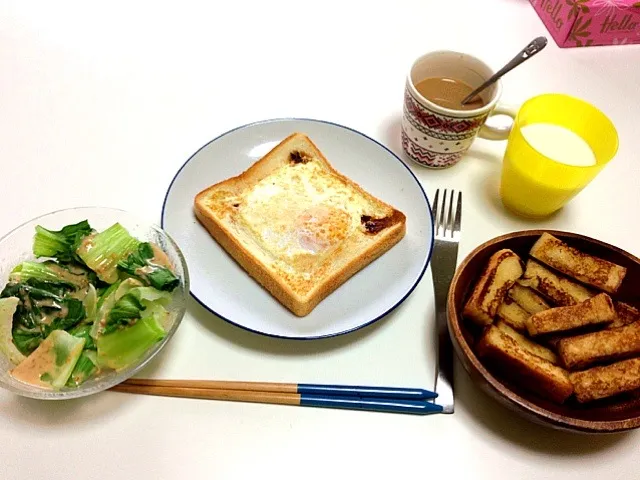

{"left": 477, "top": 104, "right": 518, "bottom": 141}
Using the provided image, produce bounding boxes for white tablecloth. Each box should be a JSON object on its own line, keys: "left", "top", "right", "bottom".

{"left": 1, "top": 1, "right": 639, "bottom": 479}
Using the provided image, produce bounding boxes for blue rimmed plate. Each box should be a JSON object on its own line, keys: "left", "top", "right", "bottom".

{"left": 162, "top": 119, "right": 433, "bottom": 339}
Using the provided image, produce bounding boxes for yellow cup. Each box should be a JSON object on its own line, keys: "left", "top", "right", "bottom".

{"left": 500, "top": 94, "right": 618, "bottom": 218}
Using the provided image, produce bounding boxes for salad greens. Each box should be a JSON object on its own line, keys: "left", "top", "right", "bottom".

{"left": 97, "top": 315, "right": 166, "bottom": 370}
{"left": 0, "top": 220, "right": 180, "bottom": 391}
{"left": 67, "top": 350, "right": 98, "bottom": 387}
{"left": 11, "top": 329, "right": 85, "bottom": 390}
{"left": 33, "top": 220, "right": 93, "bottom": 264}
{"left": 103, "top": 292, "right": 146, "bottom": 335}
{"left": 76, "top": 223, "right": 140, "bottom": 284}
{"left": 0, "top": 298, "right": 25, "bottom": 365}
{"left": 118, "top": 243, "right": 180, "bottom": 291}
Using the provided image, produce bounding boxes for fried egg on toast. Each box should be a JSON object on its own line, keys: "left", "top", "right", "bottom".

{"left": 193, "top": 133, "right": 406, "bottom": 316}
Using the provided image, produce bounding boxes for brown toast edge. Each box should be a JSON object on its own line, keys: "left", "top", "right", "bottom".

{"left": 525, "top": 293, "right": 615, "bottom": 337}
{"left": 519, "top": 259, "right": 595, "bottom": 307}
{"left": 477, "top": 326, "right": 573, "bottom": 404}
{"left": 608, "top": 301, "right": 640, "bottom": 329}
{"left": 495, "top": 320, "right": 559, "bottom": 365}
{"left": 558, "top": 321, "right": 640, "bottom": 370}
{"left": 530, "top": 232, "right": 627, "bottom": 294}
{"left": 463, "top": 249, "right": 523, "bottom": 326}
{"left": 193, "top": 133, "right": 407, "bottom": 316}
{"left": 570, "top": 358, "right": 640, "bottom": 403}
{"left": 496, "top": 298, "right": 529, "bottom": 332}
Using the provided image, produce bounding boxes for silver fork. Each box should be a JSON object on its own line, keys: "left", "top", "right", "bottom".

{"left": 431, "top": 189, "right": 462, "bottom": 414}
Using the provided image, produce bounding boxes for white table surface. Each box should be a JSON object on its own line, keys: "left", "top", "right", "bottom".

{"left": 1, "top": 1, "right": 639, "bottom": 479}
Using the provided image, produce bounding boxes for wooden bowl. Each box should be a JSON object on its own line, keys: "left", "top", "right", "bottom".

{"left": 447, "top": 229, "right": 640, "bottom": 433}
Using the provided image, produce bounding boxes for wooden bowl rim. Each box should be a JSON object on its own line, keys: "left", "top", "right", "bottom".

{"left": 447, "top": 229, "right": 640, "bottom": 433}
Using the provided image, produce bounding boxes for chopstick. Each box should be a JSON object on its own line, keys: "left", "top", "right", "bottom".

{"left": 110, "top": 379, "right": 443, "bottom": 415}
{"left": 122, "top": 378, "right": 438, "bottom": 400}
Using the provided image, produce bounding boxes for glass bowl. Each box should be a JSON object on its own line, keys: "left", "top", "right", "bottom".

{"left": 0, "top": 207, "right": 189, "bottom": 399}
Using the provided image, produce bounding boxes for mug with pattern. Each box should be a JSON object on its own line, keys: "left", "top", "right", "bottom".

{"left": 402, "top": 51, "right": 516, "bottom": 169}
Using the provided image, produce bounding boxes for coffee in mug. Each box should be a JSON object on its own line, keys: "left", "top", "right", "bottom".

{"left": 414, "top": 77, "right": 485, "bottom": 111}
{"left": 402, "top": 51, "right": 517, "bottom": 169}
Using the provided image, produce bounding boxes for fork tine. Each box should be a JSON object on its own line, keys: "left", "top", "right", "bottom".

{"left": 446, "top": 190, "right": 454, "bottom": 238}
{"left": 439, "top": 189, "right": 447, "bottom": 237}
{"left": 432, "top": 189, "right": 440, "bottom": 236}
{"left": 454, "top": 191, "right": 462, "bottom": 234}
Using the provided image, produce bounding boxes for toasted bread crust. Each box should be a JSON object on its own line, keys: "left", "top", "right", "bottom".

{"left": 463, "top": 249, "right": 523, "bottom": 326}
{"left": 530, "top": 233, "right": 627, "bottom": 294}
{"left": 608, "top": 302, "right": 640, "bottom": 329}
{"left": 558, "top": 321, "right": 640, "bottom": 370}
{"left": 508, "top": 284, "right": 550, "bottom": 314}
{"left": 570, "top": 358, "right": 640, "bottom": 403}
{"left": 496, "top": 320, "right": 558, "bottom": 365}
{"left": 526, "top": 293, "right": 616, "bottom": 337}
{"left": 193, "top": 133, "right": 406, "bottom": 316}
{"left": 496, "top": 298, "right": 529, "bottom": 331}
{"left": 477, "top": 326, "right": 573, "bottom": 403}
{"left": 519, "top": 260, "right": 594, "bottom": 307}
{"left": 468, "top": 233, "right": 638, "bottom": 406}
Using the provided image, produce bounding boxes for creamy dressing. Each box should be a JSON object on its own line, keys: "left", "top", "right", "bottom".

{"left": 77, "top": 234, "right": 96, "bottom": 257}
{"left": 135, "top": 265, "right": 155, "bottom": 276}
{"left": 10, "top": 331, "right": 85, "bottom": 389}
{"left": 149, "top": 243, "right": 174, "bottom": 270}
{"left": 132, "top": 243, "right": 175, "bottom": 277}
{"left": 31, "top": 299, "right": 69, "bottom": 326}
{"left": 69, "top": 286, "right": 90, "bottom": 301}
{"left": 46, "top": 263, "right": 90, "bottom": 289}
{"left": 10, "top": 340, "right": 55, "bottom": 388}
{"left": 40, "top": 307, "right": 69, "bottom": 326}
{"left": 34, "top": 299, "right": 59, "bottom": 308}
{"left": 65, "top": 264, "right": 87, "bottom": 275}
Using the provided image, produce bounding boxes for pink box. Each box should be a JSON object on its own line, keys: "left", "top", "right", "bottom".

{"left": 530, "top": 0, "right": 640, "bottom": 47}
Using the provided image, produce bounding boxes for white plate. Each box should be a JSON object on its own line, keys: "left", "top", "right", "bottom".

{"left": 162, "top": 119, "right": 433, "bottom": 339}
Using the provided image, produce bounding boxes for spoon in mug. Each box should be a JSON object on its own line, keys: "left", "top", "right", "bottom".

{"left": 461, "top": 36, "right": 548, "bottom": 106}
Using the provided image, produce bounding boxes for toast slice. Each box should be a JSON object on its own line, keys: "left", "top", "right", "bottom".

{"left": 463, "top": 249, "right": 524, "bottom": 326}
{"left": 570, "top": 358, "right": 640, "bottom": 403}
{"left": 193, "top": 133, "right": 407, "bottom": 316}
{"left": 496, "top": 320, "right": 558, "bottom": 365}
{"left": 476, "top": 325, "right": 573, "bottom": 403}
{"left": 508, "top": 284, "right": 550, "bottom": 314}
{"left": 525, "top": 293, "right": 616, "bottom": 337}
{"left": 496, "top": 298, "right": 529, "bottom": 332}
{"left": 558, "top": 321, "right": 640, "bottom": 370}
{"left": 519, "top": 260, "right": 594, "bottom": 307}
{"left": 608, "top": 302, "right": 640, "bottom": 329}
{"left": 529, "top": 233, "right": 627, "bottom": 294}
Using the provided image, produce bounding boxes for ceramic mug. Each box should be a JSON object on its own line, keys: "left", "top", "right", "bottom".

{"left": 402, "top": 51, "right": 516, "bottom": 169}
